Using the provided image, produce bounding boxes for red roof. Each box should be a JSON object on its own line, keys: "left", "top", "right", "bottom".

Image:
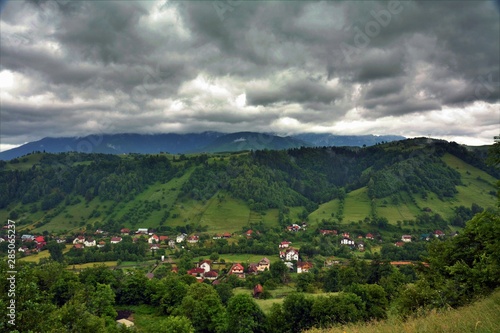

{"left": 35, "top": 236, "right": 45, "bottom": 243}
{"left": 223, "top": 232, "right": 232, "bottom": 238}
{"left": 159, "top": 236, "right": 169, "bottom": 241}
{"left": 187, "top": 268, "right": 205, "bottom": 276}
{"left": 230, "top": 263, "right": 244, "bottom": 274}
{"left": 204, "top": 270, "right": 219, "bottom": 278}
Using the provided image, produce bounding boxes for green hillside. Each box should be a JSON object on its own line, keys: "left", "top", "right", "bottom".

{"left": 1, "top": 139, "right": 498, "bottom": 236}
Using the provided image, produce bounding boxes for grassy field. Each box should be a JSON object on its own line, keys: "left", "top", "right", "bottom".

{"left": 309, "top": 199, "right": 340, "bottom": 225}
{"left": 19, "top": 245, "right": 73, "bottom": 263}
{"left": 66, "top": 261, "right": 118, "bottom": 270}
{"left": 343, "top": 187, "right": 372, "bottom": 223}
{"left": 234, "top": 286, "right": 341, "bottom": 313}
{"left": 199, "top": 193, "right": 252, "bottom": 233}
{"left": 307, "top": 289, "right": 500, "bottom": 333}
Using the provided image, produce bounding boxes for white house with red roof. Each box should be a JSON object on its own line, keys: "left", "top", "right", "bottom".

{"left": 198, "top": 260, "right": 212, "bottom": 273}
{"left": 401, "top": 235, "right": 412, "bottom": 243}
{"left": 279, "top": 241, "right": 292, "bottom": 249}
{"left": 280, "top": 248, "right": 299, "bottom": 261}
{"left": 229, "top": 263, "right": 245, "bottom": 278}
{"left": 366, "top": 233, "right": 374, "bottom": 240}
{"left": 148, "top": 234, "right": 159, "bottom": 244}
{"left": 434, "top": 230, "right": 445, "bottom": 238}
{"left": 187, "top": 235, "right": 199, "bottom": 243}
{"left": 110, "top": 236, "right": 122, "bottom": 244}
{"left": 73, "top": 235, "right": 85, "bottom": 244}
{"left": 84, "top": 239, "right": 96, "bottom": 247}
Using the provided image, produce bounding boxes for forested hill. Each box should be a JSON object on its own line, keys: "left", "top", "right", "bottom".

{"left": 0, "top": 138, "right": 498, "bottom": 234}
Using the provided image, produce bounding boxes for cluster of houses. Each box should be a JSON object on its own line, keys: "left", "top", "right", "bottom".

{"left": 14, "top": 234, "right": 47, "bottom": 254}
{"left": 69, "top": 228, "right": 205, "bottom": 251}
{"left": 278, "top": 240, "right": 313, "bottom": 273}
{"left": 394, "top": 230, "right": 452, "bottom": 247}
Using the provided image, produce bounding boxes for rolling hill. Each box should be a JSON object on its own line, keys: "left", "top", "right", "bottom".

{"left": 0, "top": 138, "right": 497, "bottom": 236}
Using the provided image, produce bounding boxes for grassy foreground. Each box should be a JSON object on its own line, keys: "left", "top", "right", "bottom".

{"left": 307, "top": 289, "right": 500, "bottom": 333}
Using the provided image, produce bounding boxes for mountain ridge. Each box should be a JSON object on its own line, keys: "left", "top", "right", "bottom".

{"left": 0, "top": 132, "right": 405, "bottom": 160}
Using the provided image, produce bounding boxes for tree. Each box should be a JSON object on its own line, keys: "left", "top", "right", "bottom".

{"left": 226, "top": 294, "right": 266, "bottom": 333}
{"left": 87, "top": 283, "right": 118, "bottom": 322}
{"left": 147, "top": 316, "right": 195, "bottom": 333}
{"left": 179, "top": 283, "right": 228, "bottom": 333}
{"left": 47, "top": 241, "right": 65, "bottom": 263}
{"left": 346, "top": 283, "right": 388, "bottom": 320}
{"left": 282, "top": 293, "right": 314, "bottom": 333}
{"left": 270, "top": 260, "right": 289, "bottom": 284}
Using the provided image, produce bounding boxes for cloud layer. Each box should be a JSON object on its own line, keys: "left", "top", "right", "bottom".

{"left": 0, "top": 0, "right": 499, "bottom": 150}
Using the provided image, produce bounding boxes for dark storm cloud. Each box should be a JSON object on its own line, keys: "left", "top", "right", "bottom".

{"left": 0, "top": 0, "right": 498, "bottom": 149}
{"left": 246, "top": 77, "right": 343, "bottom": 107}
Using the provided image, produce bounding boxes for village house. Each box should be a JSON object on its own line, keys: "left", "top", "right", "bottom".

{"left": 97, "top": 241, "right": 106, "bottom": 248}
{"left": 137, "top": 228, "right": 149, "bottom": 235}
{"left": 18, "top": 246, "right": 29, "bottom": 252}
{"left": 324, "top": 257, "right": 341, "bottom": 267}
{"left": 187, "top": 235, "right": 199, "bottom": 244}
{"left": 198, "top": 260, "right": 212, "bottom": 273}
{"left": 73, "top": 235, "right": 85, "bottom": 244}
{"left": 204, "top": 270, "right": 219, "bottom": 281}
{"left": 253, "top": 284, "right": 264, "bottom": 298}
{"left": 297, "top": 261, "right": 313, "bottom": 274}
{"left": 357, "top": 241, "right": 365, "bottom": 251}
{"left": 149, "top": 244, "right": 160, "bottom": 251}
{"left": 110, "top": 236, "right": 122, "bottom": 244}
{"left": 247, "top": 264, "right": 259, "bottom": 275}
{"left": 176, "top": 234, "right": 187, "bottom": 243}
{"left": 287, "top": 224, "right": 301, "bottom": 232}
{"left": 34, "top": 235, "right": 45, "bottom": 244}
{"left": 168, "top": 239, "right": 176, "bottom": 248}
{"left": 365, "top": 233, "right": 375, "bottom": 240}
{"left": 84, "top": 239, "right": 96, "bottom": 247}
{"left": 148, "top": 234, "right": 159, "bottom": 244}
{"left": 279, "top": 241, "right": 292, "bottom": 249}
{"left": 229, "top": 263, "right": 245, "bottom": 278}
{"left": 395, "top": 241, "right": 404, "bottom": 247}
{"left": 401, "top": 235, "right": 412, "bottom": 243}
{"left": 257, "top": 257, "right": 271, "bottom": 271}
{"left": 320, "top": 229, "right": 338, "bottom": 236}
{"left": 187, "top": 267, "right": 205, "bottom": 280}
{"left": 280, "top": 248, "right": 299, "bottom": 261}
{"left": 120, "top": 228, "right": 130, "bottom": 235}
{"left": 159, "top": 235, "right": 169, "bottom": 243}
{"left": 434, "top": 230, "right": 445, "bottom": 238}
{"left": 21, "top": 234, "right": 35, "bottom": 242}
{"left": 340, "top": 237, "right": 355, "bottom": 246}
{"left": 73, "top": 243, "right": 85, "bottom": 250}
{"left": 245, "top": 230, "right": 254, "bottom": 238}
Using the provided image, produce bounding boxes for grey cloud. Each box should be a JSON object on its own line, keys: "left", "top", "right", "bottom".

{"left": 0, "top": 0, "right": 498, "bottom": 148}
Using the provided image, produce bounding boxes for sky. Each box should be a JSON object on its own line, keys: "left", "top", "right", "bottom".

{"left": 0, "top": 0, "right": 499, "bottom": 152}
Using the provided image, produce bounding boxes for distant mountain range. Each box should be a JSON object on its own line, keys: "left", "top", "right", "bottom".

{"left": 0, "top": 132, "right": 405, "bottom": 160}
